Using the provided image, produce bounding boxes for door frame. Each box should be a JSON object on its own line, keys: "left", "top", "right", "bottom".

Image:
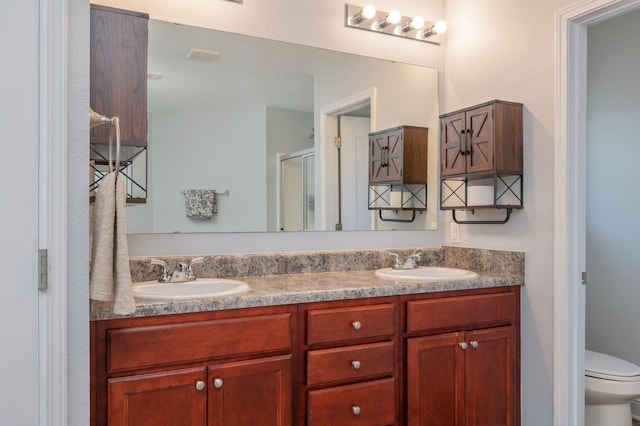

{"left": 554, "top": 1, "right": 640, "bottom": 425}
{"left": 318, "top": 88, "right": 377, "bottom": 231}
{"left": 39, "top": 0, "right": 71, "bottom": 426}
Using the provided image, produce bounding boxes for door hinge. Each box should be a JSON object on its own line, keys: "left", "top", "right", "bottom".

{"left": 38, "top": 249, "right": 48, "bottom": 291}
{"left": 334, "top": 136, "right": 342, "bottom": 149}
{"left": 581, "top": 271, "right": 587, "bottom": 286}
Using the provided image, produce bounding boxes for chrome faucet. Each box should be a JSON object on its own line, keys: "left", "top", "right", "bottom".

{"left": 151, "top": 257, "right": 205, "bottom": 283}
{"left": 171, "top": 262, "right": 188, "bottom": 282}
{"left": 388, "top": 251, "right": 422, "bottom": 270}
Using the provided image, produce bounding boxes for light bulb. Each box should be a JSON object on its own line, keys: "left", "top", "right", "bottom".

{"left": 362, "top": 5, "right": 376, "bottom": 20}
{"left": 388, "top": 10, "right": 401, "bottom": 24}
{"left": 411, "top": 16, "right": 425, "bottom": 30}
{"left": 434, "top": 20, "right": 447, "bottom": 34}
{"left": 422, "top": 20, "right": 448, "bottom": 38}
{"left": 401, "top": 15, "right": 425, "bottom": 33}
{"left": 353, "top": 4, "right": 376, "bottom": 24}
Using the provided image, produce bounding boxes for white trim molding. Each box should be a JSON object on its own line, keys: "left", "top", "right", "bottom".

{"left": 39, "top": 0, "right": 69, "bottom": 424}
{"left": 554, "top": 1, "right": 640, "bottom": 425}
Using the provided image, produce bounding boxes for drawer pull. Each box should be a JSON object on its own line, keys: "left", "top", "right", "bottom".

{"left": 213, "top": 378, "right": 223, "bottom": 389}
{"left": 195, "top": 380, "right": 206, "bottom": 391}
{"left": 352, "top": 405, "right": 362, "bottom": 416}
{"left": 458, "top": 342, "right": 468, "bottom": 350}
{"left": 470, "top": 340, "right": 479, "bottom": 349}
{"left": 352, "top": 321, "right": 362, "bottom": 330}
{"left": 352, "top": 360, "right": 362, "bottom": 370}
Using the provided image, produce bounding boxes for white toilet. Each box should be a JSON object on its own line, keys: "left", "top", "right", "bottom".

{"left": 585, "top": 350, "right": 640, "bottom": 426}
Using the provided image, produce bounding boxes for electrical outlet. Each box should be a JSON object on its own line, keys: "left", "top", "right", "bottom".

{"left": 450, "top": 223, "right": 459, "bottom": 243}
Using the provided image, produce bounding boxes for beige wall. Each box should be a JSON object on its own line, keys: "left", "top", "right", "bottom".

{"left": 443, "top": 0, "right": 574, "bottom": 424}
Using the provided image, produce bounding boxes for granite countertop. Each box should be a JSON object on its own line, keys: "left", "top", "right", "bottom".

{"left": 90, "top": 268, "right": 523, "bottom": 321}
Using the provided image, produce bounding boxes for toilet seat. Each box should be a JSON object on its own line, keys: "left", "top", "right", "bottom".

{"left": 585, "top": 350, "right": 640, "bottom": 382}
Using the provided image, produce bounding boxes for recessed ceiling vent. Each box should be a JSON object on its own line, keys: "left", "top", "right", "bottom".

{"left": 186, "top": 48, "right": 220, "bottom": 62}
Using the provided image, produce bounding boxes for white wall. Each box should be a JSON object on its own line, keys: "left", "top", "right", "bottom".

{"left": 586, "top": 9, "right": 640, "bottom": 366}
{"left": 442, "top": 0, "right": 573, "bottom": 424}
{"left": 128, "top": 106, "right": 267, "bottom": 233}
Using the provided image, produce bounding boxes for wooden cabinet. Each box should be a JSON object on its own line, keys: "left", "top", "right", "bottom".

{"left": 405, "top": 289, "right": 520, "bottom": 426}
{"left": 369, "top": 126, "right": 428, "bottom": 184}
{"left": 440, "top": 100, "right": 522, "bottom": 178}
{"left": 439, "top": 100, "right": 523, "bottom": 218}
{"left": 107, "top": 367, "right": 206, "bottom": 426}
{"left": 92, "top": 288, "right": 520, "bottom": 425}
{"left": 208, "top": 356, "right": 291, "bottom": 426}
{"left": 301, "top": 299, "right": 399, "bottom": 425}
{"left": 91, "top": 306, "right": 295, "bottom": 426}
{"left": 90, "top": 5, "right": 148, "bottom": 147}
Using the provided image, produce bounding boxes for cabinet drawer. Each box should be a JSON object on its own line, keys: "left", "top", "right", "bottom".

{"left": 407, "top": 292, "right": 515, "bottom": 334}
{"left": 308, "top": 378, "right": 395, "bottom": 425}
{"left": 307, "top": 342, "right": 394, "bottom": 386}
{"left": 307, "top": 304, "right": 395, "bottom": 346}
{"left": 107, "top": 313, "right": 292, "bottom": 372}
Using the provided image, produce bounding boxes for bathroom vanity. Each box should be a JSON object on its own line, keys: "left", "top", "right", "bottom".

{"left": 90, "top": 247, "right": 522, "bottom": 425}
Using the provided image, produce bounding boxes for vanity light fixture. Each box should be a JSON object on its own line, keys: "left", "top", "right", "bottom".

{"left": 345, "top": 3, "right": 446, "bottom": 44}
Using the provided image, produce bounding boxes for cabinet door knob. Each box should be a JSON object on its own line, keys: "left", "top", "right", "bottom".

{"left": 195, "top": 380, "right": 206, "bottom": 391}
{"left": 470, "top": 340, "right": 479, "bottom": 349}
{"left": 352, "top": 405, "right": 362, "bottom": 416}
{"left": 213, "top": 378, "right": 223, "bottom": 389}
{"left": 352, "top": 321, "right": 362, "bottom": 330}
{"left": 352, "top": 360, "right": 362, "bottom": 370}
{"left": 458, "top": 342, "right": 468, "bottom": 350}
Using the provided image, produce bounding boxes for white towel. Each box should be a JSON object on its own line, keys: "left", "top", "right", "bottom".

{"left": 184, "top": 189, "right": 218, "bottom": 219}
{"left": 90, "top": 172, "right": 135, "bottom": 315}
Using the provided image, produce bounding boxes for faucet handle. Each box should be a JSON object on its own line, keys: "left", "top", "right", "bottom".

{"left": 388, "top": 251, "right": 403, "bottom": 269}
{"left": 151, "top": 258, "right": 170, "bottom": 282}
{"left": 187, "top": 257, "right": 204, "bottom": 281}
{"left": 408, "top": 250, "right": 423, "bottom": 261}
{"left": 189, "top": 257, "right": 204, "bottom": 267}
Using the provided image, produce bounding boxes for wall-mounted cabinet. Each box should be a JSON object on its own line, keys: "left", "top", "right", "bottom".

{"left": 89, "top": 5, "right": 148, "bottom": 203}
{"left": 368, "top": 125, "right": 429, "bottom": 222}
{"left": 439, "top": 100, "right": 523, "bottom": 224}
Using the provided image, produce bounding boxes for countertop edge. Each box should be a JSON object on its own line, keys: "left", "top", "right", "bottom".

{"left": 91, "top": 270, "right": 523, "bottom": 321}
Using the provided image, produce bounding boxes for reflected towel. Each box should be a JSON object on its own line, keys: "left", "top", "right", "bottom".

{"left": 184, "top": 189, "right": 218, "bottom": 219}
{"left": 90, "top": 172, "right": 135, "bottom": 315}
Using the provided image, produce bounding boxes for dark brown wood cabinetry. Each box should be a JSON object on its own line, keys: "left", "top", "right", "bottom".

{"left": 91, "top": 306, "right": 295, "bottom": 426}
{"left": 439, "top": 100, "right": 523, "bottom": 219}
{"left": 91, "top": 287, "right": 520, "bottom": 425}
{"left": 300, "top": 299, "right": 399, "bottom": 425}
{"left": 440, "top": 100, "right": 522, "bottom": 178}
{"left": 90, "top": 5, "right": 148, "bottom": 147}
{"left": 405, "top": 290, "right": 520, "bottom": 426}
{"left": 369, "top": 125, "right": 429, "bottom": 184}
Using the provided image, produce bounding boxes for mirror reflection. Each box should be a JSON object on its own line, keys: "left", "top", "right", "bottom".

{"left": 126, "top": 19, "right": 439, "bottom": 234}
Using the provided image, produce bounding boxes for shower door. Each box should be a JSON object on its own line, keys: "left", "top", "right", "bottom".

{"left": 280, "top": 149, "right": 315, "bottom": 231}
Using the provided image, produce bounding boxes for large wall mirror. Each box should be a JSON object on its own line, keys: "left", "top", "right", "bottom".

{"left": 125, "top": 18, "right": 440, "bottom": 234}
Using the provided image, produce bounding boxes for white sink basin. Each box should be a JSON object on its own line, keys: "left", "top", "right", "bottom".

{"left": 133, "top": 279, "right": 250, "bottom": 301}
{"left": 375, "top": 266, "right": 478, "bottom": 282}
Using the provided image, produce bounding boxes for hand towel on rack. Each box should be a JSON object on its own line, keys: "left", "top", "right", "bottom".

{"left": 90, "top": 172, "right": 136, "bottom": 315}
{"left": 184, "top": 189, "right": 218, "bottom": 219}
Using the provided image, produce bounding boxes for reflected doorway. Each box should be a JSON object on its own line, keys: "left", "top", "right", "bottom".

{"left": 279, "top": 148, "right": 315, "bottom": 231}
